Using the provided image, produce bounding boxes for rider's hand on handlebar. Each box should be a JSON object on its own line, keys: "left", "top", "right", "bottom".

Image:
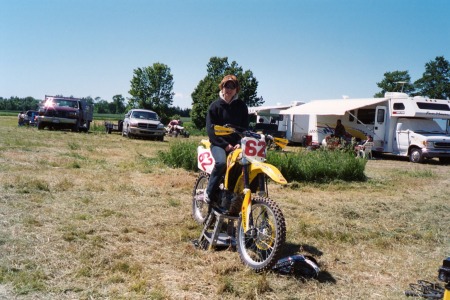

{"left": 226, "top": 144, "right": 240, "bottom": 152}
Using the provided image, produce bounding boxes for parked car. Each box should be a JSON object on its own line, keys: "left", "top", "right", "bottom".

{"left": 122, "top": 109, "right": 165, "bottom": 141}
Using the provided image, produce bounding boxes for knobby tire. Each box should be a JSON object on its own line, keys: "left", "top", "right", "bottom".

{"left": 192, "top": 172, "right": 210, "bottom": 224}
{"left": 236, "top": 196, "right": 286, "bottom": 272}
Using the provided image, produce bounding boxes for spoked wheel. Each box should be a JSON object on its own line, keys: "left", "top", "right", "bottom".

{"left": 192, "top": 172, "right": 210, "bottom": 224}
{"left": 236, "top": 196, "right": 286, "bottom": 272}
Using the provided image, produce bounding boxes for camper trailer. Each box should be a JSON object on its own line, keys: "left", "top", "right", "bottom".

{"left": 280, "top": 92, "right": 450, "bottom": 164}
{"left": 248, "top": 101, "right": 304, "bottom": 138}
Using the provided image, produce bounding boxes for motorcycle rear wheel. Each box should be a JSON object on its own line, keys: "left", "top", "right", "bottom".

{"left": 236, "top": 196, "right": 286, "bottom": 272}
{"left": 192, "top": 172, "right": 210, "bottom": 224}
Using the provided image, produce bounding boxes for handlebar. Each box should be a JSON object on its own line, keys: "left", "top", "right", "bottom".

{"left": 222, "top": 124, "right": 275, "bottom": 141}
{"left": 214, "top": 124, "right": 287, "bottom": 149}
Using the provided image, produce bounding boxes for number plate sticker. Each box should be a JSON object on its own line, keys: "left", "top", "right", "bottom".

{"left": 197, "top": 147, "right": 214, "bottom": 173}
{"left": 242, "top": 137, "right": 266, "bottom": 162}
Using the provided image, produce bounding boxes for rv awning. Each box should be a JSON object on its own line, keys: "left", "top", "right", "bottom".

{"left": 248, "top": 103, "right": 303, "bottom": 115}
{"left": 279, "top": 98, "right": 387, "bottom": 116}
{"left": 248, "top": 105, "right": 291, "bottom": 115}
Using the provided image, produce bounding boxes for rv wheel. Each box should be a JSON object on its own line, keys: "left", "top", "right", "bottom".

{"left": 409, "top": 148, "right": 424, "bottom": 163}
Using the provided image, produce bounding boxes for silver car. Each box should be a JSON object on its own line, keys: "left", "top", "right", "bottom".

{"left": 122, "top": 109, "right": 165, "bottom": 141}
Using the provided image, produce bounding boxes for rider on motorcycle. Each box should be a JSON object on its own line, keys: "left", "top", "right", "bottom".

{"left": 168, "top": 118, "right": 182, "bottom": 134}
{"left": 204, "top": 75, "right": 249, "bottom": 205}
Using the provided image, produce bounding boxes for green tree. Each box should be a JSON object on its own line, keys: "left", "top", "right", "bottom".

{"left": 81, "top": 96, "right": 95, "bottom": 108}
{"left": 0, "top": 96, "right": 40, "bottom": 111}
{"left": 94, "top": 99, "right": 110, "bottom": 114}
{"left": 374, "top": 70, "right": 415, "bottom": 97}
{"left": 128, "top": 63, "right": 174, "bottom": 120}
{"left": 110, "top": 94, "right": 126, "bottom": 114}
{"left": 414, "top": 56, "right": 450, "bottom": 99}
{"left": 191, "top": 57, "right": 263, "bottom": 129}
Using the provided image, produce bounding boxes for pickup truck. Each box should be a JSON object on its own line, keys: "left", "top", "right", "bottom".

{"left": 121, "top": 109, "right": 165, "bottom": 141}
{"left": 37, "top": 95, "right": 93, "bottom": 132}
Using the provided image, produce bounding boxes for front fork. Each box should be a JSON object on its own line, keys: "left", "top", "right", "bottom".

{"left": 240, "top": 158, "right": 266, "bottom": 232}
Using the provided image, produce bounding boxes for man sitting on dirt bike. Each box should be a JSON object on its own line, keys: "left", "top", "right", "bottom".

{"left": 168, "top": 118, "right": 182, "bottom": 134}
{"left": 204, "top": 75, "right": 249, "bottom": 205}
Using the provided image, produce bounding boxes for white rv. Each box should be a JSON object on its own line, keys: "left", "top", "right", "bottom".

{"left": 280, "top": 92, "right": 450, "bottom": 164}
{"left": 248, "top": 102, "right": 304, "bottom": 137}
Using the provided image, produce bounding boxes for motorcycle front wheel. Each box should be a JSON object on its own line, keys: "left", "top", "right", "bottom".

{"left": 236, "top": 196, "right": 286, "bottom": 272}
{"left": 192, "top": 172, "right": 210, "bottom": 224}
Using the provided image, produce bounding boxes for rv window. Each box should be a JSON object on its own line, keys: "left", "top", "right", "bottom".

{"left": 416, "top": 102, "right": 450, "bottom": 111}
{"left": 349, "top": 110, "right": 355, "bottom": 122}
{"left": 377, "top": 109, "right": 385, "bottom": 123}
{"left": 356, "top": 109, "right": 375, "bottom": 125}
{"left": 393, "top": 103, "right": 405, "bottom": 110}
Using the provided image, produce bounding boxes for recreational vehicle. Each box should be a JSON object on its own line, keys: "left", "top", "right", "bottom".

{"left": 280, "top": 92, "right": 450, "bottom": 164}
{"left": 248, "top": 102, "right": 304, "bottom": 137}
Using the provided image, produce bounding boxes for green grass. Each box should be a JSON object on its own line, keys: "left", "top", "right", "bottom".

{"left": 157, "top": 140, "right": 198, "bottom": 171}
{"left": 158, "top": 141, "right": 367, "bottom": 182}
{"left": 267, "top": 149, "right": 367, "bottom": 182}
{"left": 0, "top": 263, "right": 47, "bottom": 295}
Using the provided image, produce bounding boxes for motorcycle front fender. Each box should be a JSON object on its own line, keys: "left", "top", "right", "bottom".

{"left": 249, "top": 161, "right": 287, "bottom": 185}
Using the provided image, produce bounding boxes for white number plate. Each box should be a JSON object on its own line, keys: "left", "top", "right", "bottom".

{"left": 241, "top": 136, "right": 266, "bottom": 162}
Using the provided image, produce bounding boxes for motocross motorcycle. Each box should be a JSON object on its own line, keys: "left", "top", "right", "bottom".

{"left": 166, "top": 124, "right": 190, "bottom": 138}
{"left": 192, "top": 124, "right": 289, "bottom": 272}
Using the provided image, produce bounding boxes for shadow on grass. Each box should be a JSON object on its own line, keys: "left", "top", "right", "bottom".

{"left": 374, "top": 152, "right": 445, "bottom": 165}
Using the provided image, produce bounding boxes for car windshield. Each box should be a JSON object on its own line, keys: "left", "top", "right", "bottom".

{"left": 132, "top": 111, "right": 158, "bottom": 120}
{"left": 44, "top": 99, "right": 78, "bottom": 108}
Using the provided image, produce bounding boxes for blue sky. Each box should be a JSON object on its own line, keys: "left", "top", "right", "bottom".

{"left": 1, "top": 0, "right": 449, "bottom": 108}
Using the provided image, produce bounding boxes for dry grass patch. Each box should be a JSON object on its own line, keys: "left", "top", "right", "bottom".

{"left": 0, "top": 118, "right": 449, "bottom": 299}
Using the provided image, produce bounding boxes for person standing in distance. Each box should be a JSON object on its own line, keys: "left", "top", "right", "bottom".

{"left": 334, "top": 119, "right": 346, "bottom": 141}
{"left": 204, "top": 75, "right": 249, "bottom": 204}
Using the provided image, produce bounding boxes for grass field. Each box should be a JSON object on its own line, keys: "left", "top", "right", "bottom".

{"left": 0, "top": 116, "right": 449, "bottom": 299}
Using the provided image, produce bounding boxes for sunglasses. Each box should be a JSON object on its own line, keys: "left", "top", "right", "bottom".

{"left": 224, "top": 83, "right": 236, "bottom": 90}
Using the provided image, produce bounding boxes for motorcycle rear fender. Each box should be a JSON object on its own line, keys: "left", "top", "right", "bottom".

{"left": 200, "top": 139, "right": 210, "bottom": 149}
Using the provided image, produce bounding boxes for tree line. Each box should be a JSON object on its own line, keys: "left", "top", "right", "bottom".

{"left": 0, "top": 94, "right": 191, "bottom": 119}
{"left": 1, "top": 56, "right": 449, "bottom": 128}
{"left": 375, "top": 56, "right": 450, "bottom": 98}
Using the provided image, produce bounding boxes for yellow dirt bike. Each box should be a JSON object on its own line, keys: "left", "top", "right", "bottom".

{"left": 192, "top": 124, "right": 289, "bottom": 272}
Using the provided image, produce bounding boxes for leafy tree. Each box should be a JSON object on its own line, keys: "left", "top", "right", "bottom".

{"left": 165, "top": 106, "right": 191, "bottom": 118}
{"left": 374, "top": 70, "right": 415, "bottom": 97}
{"left": 110, "top": 94, "right": 126, "bottom": 114}
{"left": 128, "top": 63, "right": 174, "bottom": 120}
{"left": 414, "top": 56, "right": 450, "bottom": 99}
{"left": 191, "top": 57, "right": 263, "bottom": 129}
{"left": 94, "top": 99, "right": 110, "bottom": 114}
{"left": 80, "top": 96, "right": 95, "bottom": 109}
{"left": 0, "top": 96, "right": 40, "bottom": 111}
